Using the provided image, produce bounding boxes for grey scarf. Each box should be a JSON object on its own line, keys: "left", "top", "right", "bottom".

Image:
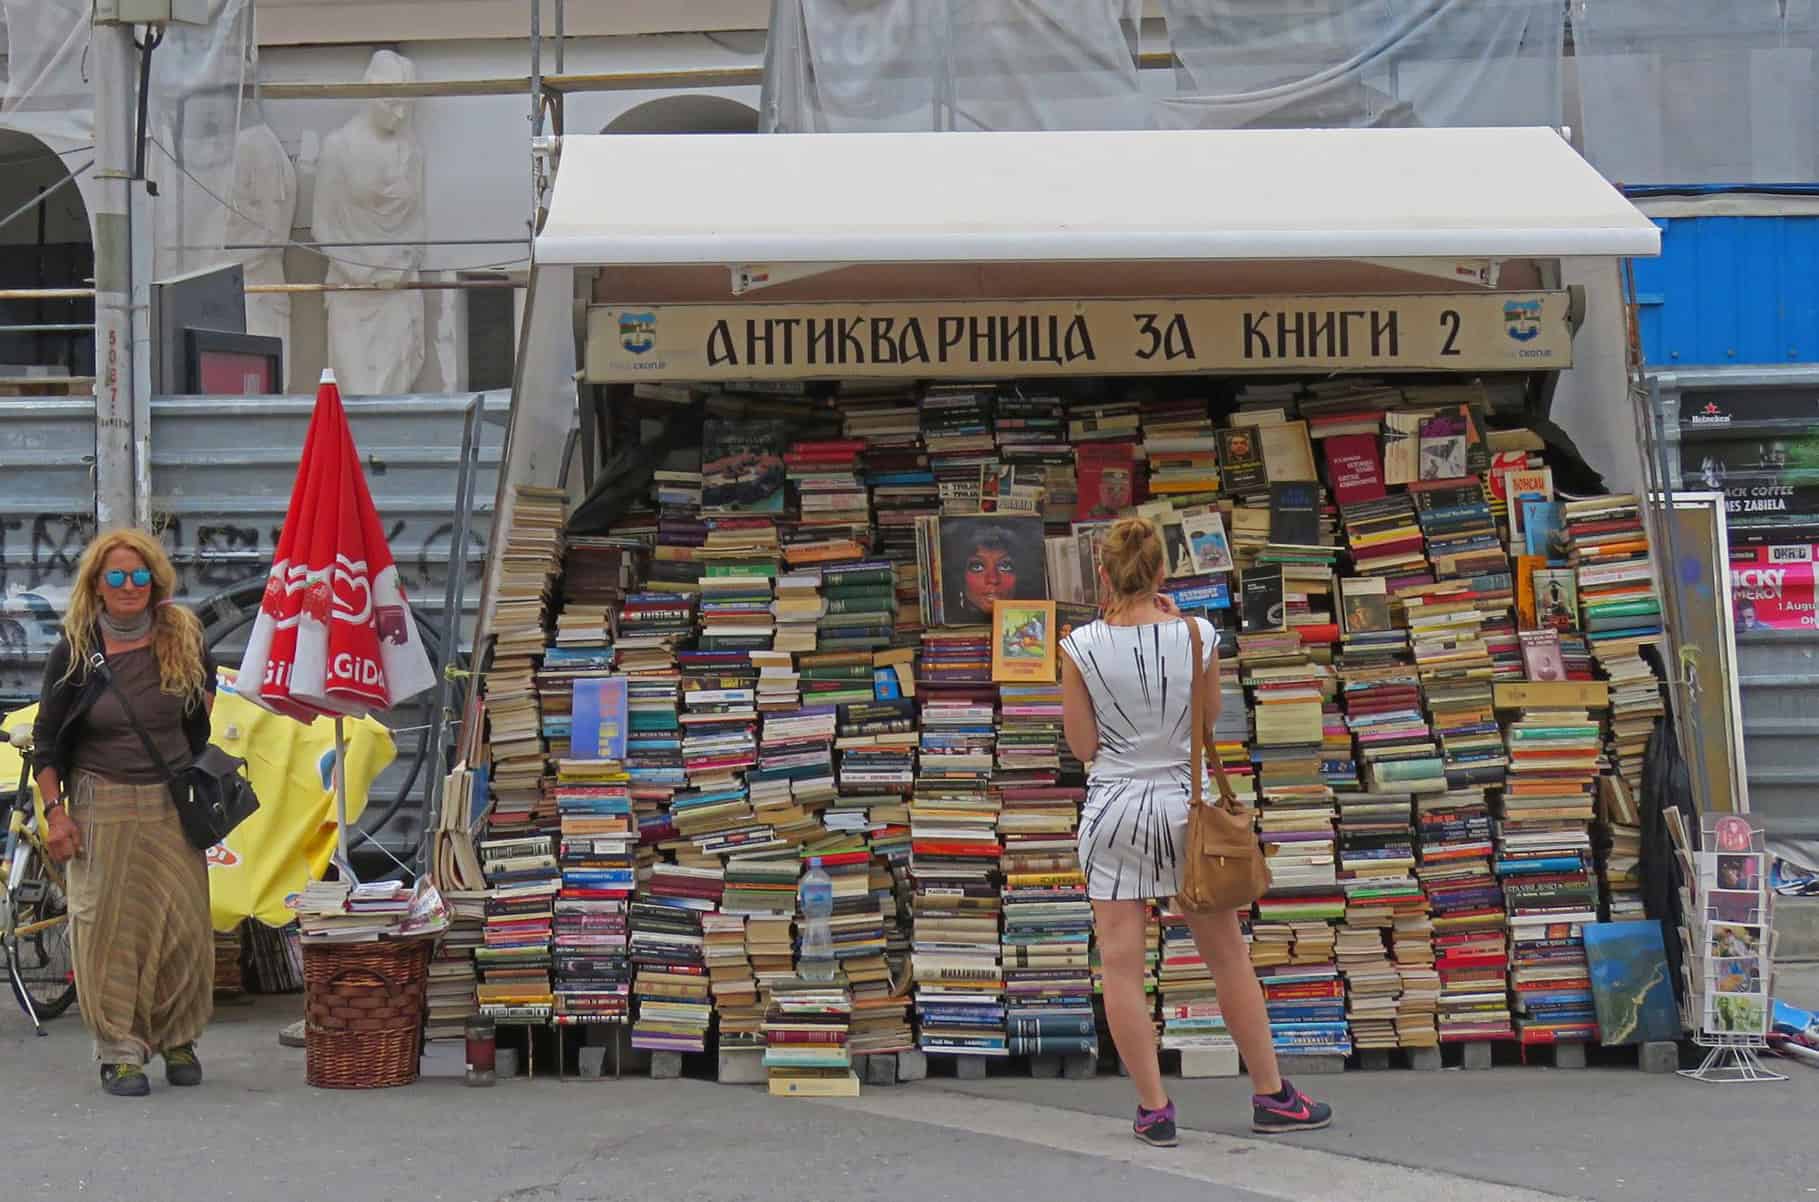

{"left": 98, "top": 608, "right": 153, "bottom": 642}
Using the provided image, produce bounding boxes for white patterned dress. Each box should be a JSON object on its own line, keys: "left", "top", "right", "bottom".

{"left": 1059, "top": 616, "right": 1218, "bottom": 901}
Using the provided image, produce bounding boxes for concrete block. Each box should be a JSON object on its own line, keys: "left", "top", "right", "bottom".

{"left": 1639, "top": 1040, "right": 1680, "bottom": 1074}
{"left": 649, "top": 1051, "right": 684, "bottom": 1080}
{"left": 1772, "top": 895, "right": 1819, "bottom": 963}
{"left": 1552, "top": 1042, "right": 1587, "bottom": 1069}
{"left": 1062, "top": 1051, "right": 1099, "bottom": 1080}
{"left": 1359, "top": 1049, "right": 1392, "bottom": 1071}
{"left": 1028, "top": 1054, "right": 1062, "bottom": 1078}
{"left": 417, "top": 1041, "right": 466, "bottom": 1079}
{"left": 953, "top": 1055, "right": 989, "bottom": 1080}
{"left": 578, "top": 1047, "right": 608, "bottom": 1079}
{"left": 716, "top": 1049, "right": 765, "bottom": 1085}
{"left": 864, "top": 1054, "right": 900, "bottom": 1086}
{"left": 1276, "top": 1053, "right": 1346, "bottom": 1077}
{"left": 495, "top": 1048, "right": 521, "bottom": 1079}
{"left": 1461, "top": 1042, "right": 1493, "bottom": 1071}
{"left": 1177, "top": 1048, "right": 1241, "bottom": 1079}
{"left": 1407, "top": 1046, "right": 1443, "bottom": 1073}
{"left": 896, "top": 1050, "right": 928, "bottom": 1082}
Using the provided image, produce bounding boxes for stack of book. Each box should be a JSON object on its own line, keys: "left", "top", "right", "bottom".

{"left": 1143, "top": 397, "right": 1221, "bottom": 499}
{"left": 1498, "top": 700, "right": 1603, "bottom": 1044}
{"left": 697, "top": 573, "right": 776, "bottom": 654}
{"left": 908, "top": 717, "right": 1007, "bottom": 1058}
{"left": 1334, "top": 790, "right": 1420, "bottom": 1050}
{"left": 1158, "top": 910, "right": 1231, "bottom": 1062}
{"left": 818, "top": 560, "right": 898, "bottom": 654}
{"left": 485, "top": 486, "right": 569, "bottom": 833}
{"left": 1596, "top": 774, "right": 1646, "bottom": 919}
{"left": 763, "top": 978, "right": 860, "bottom": 1096}
{"left": 475, "top": 836, "right": 559, "bottom": 1023}
{"left": 1239, "top": 630, "right": 1342, "bottom": 926}
{"left": 629, "top": 897, "right": 712, "bottom": 1053}
{"left": 999, "top": 785, "right": 1095, "bottom": 1057}
{"left": 1417, "top": 787, "right": 1513, "bottom": 1040}
{"left": 703, "top": 911, "right": 762, "bottom": 1051}
{"left": 427, "top": 891, "right": 484, "bottom": 1041}
{"left": 552, "top": 756, "right": 635, "bottom": 1025}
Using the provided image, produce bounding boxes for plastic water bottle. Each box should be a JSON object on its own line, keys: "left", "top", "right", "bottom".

{"left": 798, "top": 860, "right": 836, "bottom": 981}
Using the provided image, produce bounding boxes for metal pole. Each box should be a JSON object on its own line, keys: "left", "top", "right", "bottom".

{"left": 420, "top": 392, "right": 485, "bottom": 867}
{"left": 91, "top": 24, "right": 139, "bottom": 530}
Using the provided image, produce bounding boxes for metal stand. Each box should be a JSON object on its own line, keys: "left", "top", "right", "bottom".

{"left": 1679, "top": 1037, "right": 1788, "bottom": 1084}
{"left": 419, "top": 392, "right": 488, "bottom": 857}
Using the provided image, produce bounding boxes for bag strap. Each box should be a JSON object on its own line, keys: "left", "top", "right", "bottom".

{"left": 93, "top": 651, "right": 180, "bottom": 791}
{"left": 1182, "top": 620, "right": 1240, "bottom": 811}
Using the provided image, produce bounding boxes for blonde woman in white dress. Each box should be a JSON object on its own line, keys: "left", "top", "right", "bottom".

{"left": 1059, "top": 517, "right": 1332, "bottom": 1145}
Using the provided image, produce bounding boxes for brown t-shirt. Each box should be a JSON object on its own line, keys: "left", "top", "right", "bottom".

{"left": 73, "top": 646, "right": 193, "bottom": 784}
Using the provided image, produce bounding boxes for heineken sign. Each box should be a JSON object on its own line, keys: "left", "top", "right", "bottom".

{"left": 585, "top": 292, "right": 1573, "bottom": 383}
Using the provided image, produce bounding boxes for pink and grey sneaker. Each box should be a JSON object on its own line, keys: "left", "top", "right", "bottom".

{"left": 1133, "top": 1099, "right": 1178, "bottom": 1147}
{"left": 1251, "top": 1080, "right": 1332, "bottom": 1134}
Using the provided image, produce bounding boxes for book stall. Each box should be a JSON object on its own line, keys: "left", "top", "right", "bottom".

{"left": 432, "top": 127, "right": 1727, "bottom": 1094}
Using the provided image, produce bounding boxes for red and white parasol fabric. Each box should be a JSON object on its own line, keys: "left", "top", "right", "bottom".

{"left": 239, "top": 370, "right": 436, "bottom": 722}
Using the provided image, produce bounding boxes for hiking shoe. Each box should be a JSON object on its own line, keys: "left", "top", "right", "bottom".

{"left": 1133, "top": 1099, "right": 1178, "bottom": 1147}
{"left": 1251, "top": 1080, "right": 1331, "bottom": 1134}
{"left": 100, "top": 1064, "right": 150, "bottom": 1098}
{"left": 163, "top": 1044, "right": 203, "bottom": 1087}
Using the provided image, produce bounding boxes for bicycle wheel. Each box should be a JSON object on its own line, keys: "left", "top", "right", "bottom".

{"left": 7, "top": 847, "right": 76, "bottom": 1020}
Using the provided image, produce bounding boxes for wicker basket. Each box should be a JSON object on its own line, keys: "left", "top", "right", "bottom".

{"left": 302, "top": 939, "right": 432, "bottom": 1089}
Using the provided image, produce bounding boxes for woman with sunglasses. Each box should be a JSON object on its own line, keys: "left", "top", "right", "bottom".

{"left": 31, "top": 529, "right": 218, "bottom": 1097}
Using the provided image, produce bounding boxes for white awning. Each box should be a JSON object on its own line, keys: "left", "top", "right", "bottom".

{"left": 536, "top": 126, "right": 1660, "bottom": 267}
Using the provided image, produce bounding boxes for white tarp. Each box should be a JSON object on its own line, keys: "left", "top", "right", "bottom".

{"left": 1576, "top": 0, "right": 1819, "bottom": 186}
{"left": 1157, "top": 0, "right": 1564, "bottom": 131}
{"left": 761, "top": 0, "right": 1564, "bottom": 133}
{"left": 0, "top": 0, "right": 251, "bottom": 280}
{"left": 536, "top": 127, "right": 1660, "bottom": 266}
{"left": 761, "top": 0, "right": 1147, "bottom": 133}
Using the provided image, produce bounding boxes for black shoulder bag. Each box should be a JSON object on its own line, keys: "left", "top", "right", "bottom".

{"left": 94, "top": 652, "right": 260, "bottom": 851}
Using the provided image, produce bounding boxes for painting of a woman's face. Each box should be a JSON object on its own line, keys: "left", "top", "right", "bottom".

{"left": 965, "top": 543, "right": 1017, "bottom": 616}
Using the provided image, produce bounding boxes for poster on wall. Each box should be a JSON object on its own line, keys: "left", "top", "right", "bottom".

{"left": 1728, "top": 544, "right": 1819, "bottom": 632}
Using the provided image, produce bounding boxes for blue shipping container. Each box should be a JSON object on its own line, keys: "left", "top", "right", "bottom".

{"left": 1629, "top": 213, "right": 1819, "bottom": 369}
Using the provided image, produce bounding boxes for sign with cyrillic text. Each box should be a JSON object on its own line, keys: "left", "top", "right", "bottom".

{"left": 585, "top": 292, "right": 1572, "bottom": 382}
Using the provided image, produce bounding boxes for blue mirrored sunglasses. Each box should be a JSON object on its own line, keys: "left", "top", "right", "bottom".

{"left": 103, "top": 568, "right": 153, "bottom": 588}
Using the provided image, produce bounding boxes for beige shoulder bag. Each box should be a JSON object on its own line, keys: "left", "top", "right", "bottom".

{"left": 1175, "top": 618, "right": 1272, "bottom": 913}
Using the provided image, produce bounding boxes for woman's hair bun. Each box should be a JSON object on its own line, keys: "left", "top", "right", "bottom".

{"left": 1100, "top": 516, "right": 1164, "bottom": 598}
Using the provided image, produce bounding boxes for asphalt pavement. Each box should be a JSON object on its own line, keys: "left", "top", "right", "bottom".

{"left": 4, "top": 992, "right": 1815, "bottom": 1202}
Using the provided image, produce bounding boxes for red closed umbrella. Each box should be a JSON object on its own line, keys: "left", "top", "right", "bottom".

{"left": 239, "top": 370, "right": 437, "bottom": 870}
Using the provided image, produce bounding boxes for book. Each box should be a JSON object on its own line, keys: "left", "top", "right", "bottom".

{"left": 991, "top": 600, "right": 1058, "bottom": 684}
{"left": 1258, "top": 421, "right": 1317, "bottom": 483}
{"left": 1242, "top": 564, "right": 1287, "bottom": 632}
{"left": 1182, "top": 508, "right": 1235, "bottom": 575}
{"left": 1075, "top": 442, "right": 1136, "bottom": 521}
{"left": 1217, "top": 425, "right": 1269, "bottom": 494}
{"left": 1522, "top": 501, "right": 1567, "bottom": 561}
{"left": 1534, "top": 569, "right": 1579, "bottom": 632}
{"left": 1518, "top": 628, "right": 1566, "bottom": 683}
{"left": 1383, "top": 412, "right": 1423, "bottom": 486}
{"left": 1339, "top": 576, "right": 1391, "bottom": 635}
{"left": 1268, "top": 482, "right": 1321, "bottom": 548}
{"left": 1323, "top": 433, "right": 1387, "bottom": 507}
{"left": 1418, "top": 414, "right": 1467, "bottom": 481}
{"left": 702, "top": 418, "right": 788, "bottom": 513}
{"left": 570, "top": 677, "right": 630, "bottom": 760}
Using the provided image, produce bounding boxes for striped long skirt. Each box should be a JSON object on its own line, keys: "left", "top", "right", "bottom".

{"left": 65, "top": 773, "right": 213, "bottom": 1065}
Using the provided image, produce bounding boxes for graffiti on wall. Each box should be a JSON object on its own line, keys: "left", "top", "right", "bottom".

{"left": 0, "top": 511, "right": 486, "bottom": 695}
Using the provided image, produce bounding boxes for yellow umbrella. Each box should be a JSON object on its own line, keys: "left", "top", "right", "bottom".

{"left": 2, "top": 671, "right": 396, "bottom": 931}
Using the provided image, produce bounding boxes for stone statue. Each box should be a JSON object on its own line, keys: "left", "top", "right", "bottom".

{"left": 312, "top": 49, "right": 426, "bottom": 395}
{"left": 227, "top": 120, "right": 298, "bottom": 374}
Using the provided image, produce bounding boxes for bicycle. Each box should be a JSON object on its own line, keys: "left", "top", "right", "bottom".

{"left": 2, "top": 726, "right": 76, "bottom": 1033}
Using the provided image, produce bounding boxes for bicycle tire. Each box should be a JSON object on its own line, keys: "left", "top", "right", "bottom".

{"left": 8, "top": 847, "right": 76, "bottom": 1021}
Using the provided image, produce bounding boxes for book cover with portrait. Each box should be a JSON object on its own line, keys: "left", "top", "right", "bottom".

{"left": 936, "top": 514, "right": 1049, "bottom": 626}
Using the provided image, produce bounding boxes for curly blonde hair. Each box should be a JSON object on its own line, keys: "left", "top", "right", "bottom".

{"left": 61, "top": 528, "right": 207, "bottom": 699}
